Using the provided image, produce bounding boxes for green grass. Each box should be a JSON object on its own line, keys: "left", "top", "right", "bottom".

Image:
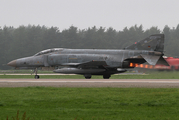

{"left": 1, "top": 87, "right": 179, "bottom": 119}
{"left": 1, "top": 71, "right": 179, "bottom": 79}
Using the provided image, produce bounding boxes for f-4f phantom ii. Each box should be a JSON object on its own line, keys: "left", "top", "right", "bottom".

{"left": 8, "top": 34, "right": 169, "bottom": 79}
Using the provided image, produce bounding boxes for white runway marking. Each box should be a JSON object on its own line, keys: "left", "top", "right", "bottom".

{"left": 0, "top": 79, "right": 179, "bottom": 87}
{"left": 1, "top": 80, "right": 179, "bottom": 83}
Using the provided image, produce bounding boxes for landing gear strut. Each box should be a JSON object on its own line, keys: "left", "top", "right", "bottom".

{"left": 34, "top": 68, "right": 40, "bottom": 79}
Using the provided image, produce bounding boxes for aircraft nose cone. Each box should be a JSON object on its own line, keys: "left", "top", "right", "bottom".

{"left": 7, "top": 60, "right": 17, "bottom": 67}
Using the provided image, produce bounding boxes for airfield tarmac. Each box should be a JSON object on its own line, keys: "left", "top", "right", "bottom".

{"left": 0, "top": 79, "right": 179, "bottom": 88}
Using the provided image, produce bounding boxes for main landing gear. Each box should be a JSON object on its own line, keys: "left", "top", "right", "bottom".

{"left": 34, "top": 68, "right": 40, "bottom": 79}
{"left": 103, "top": 74, "right": 111, "bottom": 79}
{"left": 84, "top": 74, "right": 91, "bottom": 79}
{"left": 84, "top": 74, "right": 111, "bottom": 79}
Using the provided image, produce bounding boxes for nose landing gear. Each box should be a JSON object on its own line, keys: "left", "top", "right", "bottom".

{"left": 35, "top": 75, "right": 40, "bottom": 79}
{"left": 34, "top": 68, "right": 40, "bottom": 79}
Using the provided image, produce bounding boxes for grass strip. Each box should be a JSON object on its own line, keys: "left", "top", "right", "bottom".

{"left": 0, "top": 87, "right": 179, "bottom": 119}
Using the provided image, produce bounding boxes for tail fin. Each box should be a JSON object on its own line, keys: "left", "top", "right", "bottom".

{"left": 124, "top": 34, "right": 164, "bottom": 52}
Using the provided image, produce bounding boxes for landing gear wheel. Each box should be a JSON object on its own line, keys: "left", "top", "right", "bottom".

{"left": 84, "top": 74, "right": 91, "bottom": 79}
{"left": 34, "top": 68, "right": 40, "bottom": 79}
{"left": 103, "top": 74, "right": 111, "bottom": 79}
{"left": 85, "top": 76, "right": 91, "bottom": 79}
{"left": 35, "top": 75, "right": 40, "bottom": 79}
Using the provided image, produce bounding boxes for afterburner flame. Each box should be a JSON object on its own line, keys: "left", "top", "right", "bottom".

{"left": 129, "top": 63, "right": 154, "bottom": 69}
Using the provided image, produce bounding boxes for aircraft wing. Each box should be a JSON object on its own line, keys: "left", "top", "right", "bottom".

{"left": 61, "top": 61, "right": 108, "bottom": 69}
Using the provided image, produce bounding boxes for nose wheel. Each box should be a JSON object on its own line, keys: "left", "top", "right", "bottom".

{"left": 35, "top": 75, "right": 40, "bottom": 79}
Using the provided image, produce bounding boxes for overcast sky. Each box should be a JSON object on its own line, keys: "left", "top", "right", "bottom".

{"left": 1, "top": 0, "right": 179, "bottom": 31}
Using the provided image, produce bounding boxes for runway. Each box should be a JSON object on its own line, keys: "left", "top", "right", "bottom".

{"left": 0, "top": 79, "right": 179, "bottom": 87}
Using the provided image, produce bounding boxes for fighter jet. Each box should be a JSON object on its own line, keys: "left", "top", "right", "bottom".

{"left": 8, "top": 34, "right": 169, "bottom": 79}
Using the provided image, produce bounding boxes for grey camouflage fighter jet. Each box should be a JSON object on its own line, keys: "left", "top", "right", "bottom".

{"left": 8, "top": 34, "right": 169, "bottom": 79}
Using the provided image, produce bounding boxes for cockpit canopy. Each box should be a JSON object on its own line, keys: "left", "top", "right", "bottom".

{"left": 34, "top": 48, "right": 63, "bottom": 56}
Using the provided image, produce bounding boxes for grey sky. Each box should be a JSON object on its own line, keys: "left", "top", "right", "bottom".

{"left": 1, "top": 0, "right": 179, "bottom": 31}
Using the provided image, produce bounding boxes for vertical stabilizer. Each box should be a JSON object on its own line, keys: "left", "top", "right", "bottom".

{"left": 124, "top": 34, "right": 164, "bottom": 52}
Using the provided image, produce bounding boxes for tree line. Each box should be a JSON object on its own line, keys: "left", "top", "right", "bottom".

{"left": 0, "top": 24, "right": 179, "bottom": 69}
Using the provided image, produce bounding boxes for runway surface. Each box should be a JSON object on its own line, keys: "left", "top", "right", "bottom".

{"left": 0, "top": 79, "right": 179, "bottom": 87}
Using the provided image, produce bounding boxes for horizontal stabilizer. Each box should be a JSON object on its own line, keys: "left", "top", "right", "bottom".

{"left": 140, "top": 54, "right": 169, "bottom": 66}
{"left": 156, "top": 56, "right": 169, "bottom": 66}
{"left": 140, "top": 54, "right": 160, "bottom": 65}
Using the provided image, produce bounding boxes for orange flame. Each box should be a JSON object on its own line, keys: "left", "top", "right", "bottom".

{"left": 130, "top": 63, "right": 155, "bottom": 69}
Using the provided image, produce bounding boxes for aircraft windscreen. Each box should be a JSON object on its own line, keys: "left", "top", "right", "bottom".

{"left": 34, "top": 48, "right": 63, "bottom": 56}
